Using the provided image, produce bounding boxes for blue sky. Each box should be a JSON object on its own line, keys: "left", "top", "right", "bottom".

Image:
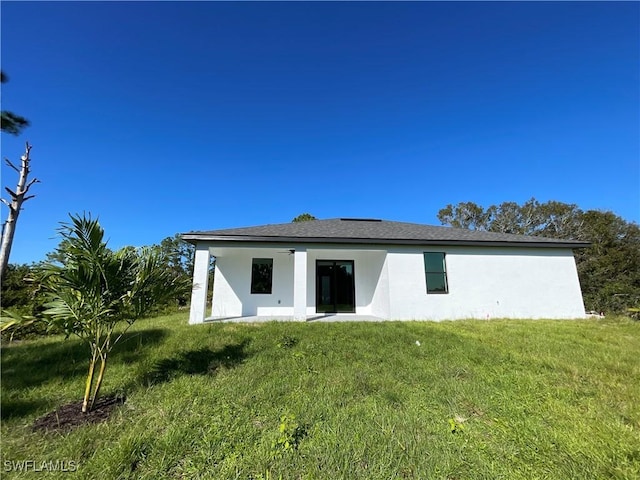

{"left": 2, "top": 1, "right": 638, "bottom": 265}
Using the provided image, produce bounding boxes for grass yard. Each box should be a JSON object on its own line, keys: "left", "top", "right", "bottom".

{"left": 1, "top": 313, "right": 639, "bottom": 479}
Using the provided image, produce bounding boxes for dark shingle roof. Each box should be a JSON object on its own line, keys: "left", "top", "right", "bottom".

{"left": 182, "top": 218, "right": 589, "bottom": 248}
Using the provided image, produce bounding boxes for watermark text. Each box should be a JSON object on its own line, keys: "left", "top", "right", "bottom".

{"left": 4, "top": 460, "right": 78, "bottom": 473}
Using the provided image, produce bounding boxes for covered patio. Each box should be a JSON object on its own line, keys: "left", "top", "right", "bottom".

{"left": 187, "top": 242, "right": 390, "bottom": 324}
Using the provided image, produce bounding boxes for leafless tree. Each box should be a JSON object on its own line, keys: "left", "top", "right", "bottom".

{"left": 0, "top": 142, "right": 39, "bottom": 281}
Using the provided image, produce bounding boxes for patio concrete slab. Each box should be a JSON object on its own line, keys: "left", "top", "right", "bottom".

{"left": 204, "top": 314, "right": 386, "bottom": 323}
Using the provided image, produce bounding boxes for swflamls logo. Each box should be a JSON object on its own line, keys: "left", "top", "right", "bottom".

{"left": 4, "top": 460, "right": 78, "bottom": 472}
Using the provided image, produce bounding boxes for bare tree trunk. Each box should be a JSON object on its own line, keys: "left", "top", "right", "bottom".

{"left": 0, "top": 142, "right": 39, "bottom": 282}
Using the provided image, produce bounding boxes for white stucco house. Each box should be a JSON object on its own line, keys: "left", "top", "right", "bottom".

{"left": 182, "top": 218, "right": 588, "bottom": 323}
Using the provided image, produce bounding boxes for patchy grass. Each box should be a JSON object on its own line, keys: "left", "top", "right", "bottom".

{"left": 1, "top": 313, "right": 639, "bottom": 479}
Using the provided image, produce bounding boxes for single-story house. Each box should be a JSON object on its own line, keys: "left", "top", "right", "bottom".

{"left": 181, "top": 218, "right": 588, "bottom": 323}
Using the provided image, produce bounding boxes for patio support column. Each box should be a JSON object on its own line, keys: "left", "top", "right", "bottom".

{"left": 189, "top": 243, "right": 211, "bottom": 324}
{"left": 293, "top": 248, "right": 307, "bottom": 321}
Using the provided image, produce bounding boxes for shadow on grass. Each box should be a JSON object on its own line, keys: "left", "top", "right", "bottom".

{"left": 1, "top": 398, "right": 52, "bottom": 420}
{"left": 140, "top": 341, "right": 250, "bottom": 387}
{"left": 1, "top": 329, "right": 168, "bottom": 392}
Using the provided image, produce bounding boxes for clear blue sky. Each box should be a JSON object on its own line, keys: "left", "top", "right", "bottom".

{"left": 2, "top": 1, "right": 638, "bottom": 265}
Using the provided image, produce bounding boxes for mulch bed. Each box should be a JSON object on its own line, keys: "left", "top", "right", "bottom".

{"left": 32, "top": 395, "right": 126, "bottom": 433}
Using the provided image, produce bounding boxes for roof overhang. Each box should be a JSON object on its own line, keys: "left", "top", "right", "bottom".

{"left": 181, "top": 234, "right": 590, "bottom": 249}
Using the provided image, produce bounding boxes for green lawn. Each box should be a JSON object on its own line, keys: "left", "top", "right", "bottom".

{"left": 2, "top": 314, "right": 639, "bottom": 479}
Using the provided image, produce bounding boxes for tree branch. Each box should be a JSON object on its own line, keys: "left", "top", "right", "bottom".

{"left": 25, "top": 178, "right": 40, "bottom": 190}
{"left": 4, "top": 158, "right": 20, "bottom": 173}
{"left": 4, "top": 187, "right": 17, "bottom": 199}
{"left": 23, "top": 195, "right": 36, "bottom": 202}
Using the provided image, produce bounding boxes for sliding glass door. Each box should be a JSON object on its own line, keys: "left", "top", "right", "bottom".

{"left": 316, "top": 260, "right": 355, "bottom": 313}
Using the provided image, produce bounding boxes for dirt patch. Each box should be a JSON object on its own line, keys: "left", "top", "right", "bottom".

{"left": 32, "top": 395, "right": 125, "bottom": 433}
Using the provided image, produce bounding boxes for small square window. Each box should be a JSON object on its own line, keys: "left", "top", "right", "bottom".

{"left": 251, "top": 258, "right": 273, "bottom": 294}
{"left": 424, "top": 252, "right": 448, "bottom": 294}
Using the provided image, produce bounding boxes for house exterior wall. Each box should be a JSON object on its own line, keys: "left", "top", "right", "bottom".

{"left": 203, "top": 243, "right": 585, "bottom": 321}
{"left": 211, "top": 247, "right": 294, "bottom": 317}
{"left": 385, "top": 246, "right": 585, "bottom": 320}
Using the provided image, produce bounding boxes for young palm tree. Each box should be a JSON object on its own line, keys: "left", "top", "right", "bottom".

{"left": 41, "top": 214, "right": 190, "bottom": 413}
